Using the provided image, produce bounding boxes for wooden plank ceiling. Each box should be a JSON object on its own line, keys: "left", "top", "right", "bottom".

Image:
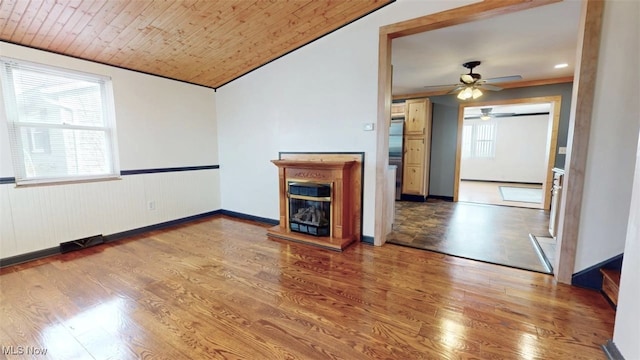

{"left": 0, "top": 0, "right": 392, "bottom": 89}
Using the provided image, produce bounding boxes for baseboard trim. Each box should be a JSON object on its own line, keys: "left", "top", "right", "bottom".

{"left": 1, "top": 210, "right": 223, "bottom": 268}
{"left": 572, "top": 253, "right": 624, "bottom": 290}
{"left": 0, "top": 246, "right": 60, "bottom": 268}
{"left": 428, "top": 195, "right": 454, "bottom": 202}
{"left": 602, "top": 340, "right": 625, "bottom": 360}
{"left": 104, "top": 210, "right": 222, "bottom": 243}
{"left": 219, "top": 210, "right": 279, "bottom": 225}
{"left": 460, "top": 179, "right": 543, "bottom": 186}
{"left": 400, "top": 194, "right": 426, "bottom": 202}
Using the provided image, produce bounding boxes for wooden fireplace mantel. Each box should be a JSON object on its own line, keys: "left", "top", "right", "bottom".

{"left": 268, "top": 158, "right": 360, "bottom": 251}
{"left": 271, "top": 159, "right": 356, "bottom": 170}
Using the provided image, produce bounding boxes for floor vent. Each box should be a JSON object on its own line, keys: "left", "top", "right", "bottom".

{"left": 60, "top": 235, "right": 105, "bottom": 253}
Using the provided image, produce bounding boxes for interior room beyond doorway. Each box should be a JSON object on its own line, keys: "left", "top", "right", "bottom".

{"left": 458, "top": 102, "right": 553, "bottom": 211}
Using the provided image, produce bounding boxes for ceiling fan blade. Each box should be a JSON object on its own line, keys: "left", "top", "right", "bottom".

{"left": 422, "top": 83, "right": 459, "bottom": 89}
{"left": 447, "top": 85, "right": 466, "bottom": 94}
{"left": 492, "top": 112, "right": 516, "bottom": 117}
{"left": 465, "top": 112, "right": 516, "bottom": 120}
{"left": 482, "top": 75, "right": 522, "bottom": 84}
{"left": 478, "top": 84, "right": 503, "bottom": 91}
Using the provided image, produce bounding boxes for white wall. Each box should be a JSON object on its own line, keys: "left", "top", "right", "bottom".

{"left": 215, "top": 0, "right": 476, "bottom": 237}
{"left": 0, "top": 42, "right": 221, "bottom": 259}
{"left": 611, "top": 1, "right": 640, "bottom": 358}
{"left": 460, "top": 114, "right": 549, "bottom": 183}
{"left": 614, "top": 127, "right": 640, "bottom": 360}
{"left": 574, "top": 0, "right": 640, "bottom": 272}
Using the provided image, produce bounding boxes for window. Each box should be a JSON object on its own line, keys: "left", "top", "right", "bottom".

{"left": 462, "top": 121, "right": 497, "bottom": 158}
{"left": 28, "top": 128, "right": 51, "bottom": 154}
{"left": 0, "top": 57, "right": 119, "bottom": 185}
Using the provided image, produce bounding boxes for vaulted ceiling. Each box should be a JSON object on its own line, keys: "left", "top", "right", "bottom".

{"left": 0, "top": 0, "right": 392, "bottom": 89}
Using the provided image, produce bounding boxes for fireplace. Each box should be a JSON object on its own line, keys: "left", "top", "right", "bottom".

{"left": 268, "top": 154, "right": 362, "bottom": 251}
{"left": 288, "top": 182, "right": 331, "bottom": 236}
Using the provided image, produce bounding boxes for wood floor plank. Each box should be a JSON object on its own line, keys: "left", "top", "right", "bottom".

{"left": 0, "top": 216, "right": 614, "bottom": 359}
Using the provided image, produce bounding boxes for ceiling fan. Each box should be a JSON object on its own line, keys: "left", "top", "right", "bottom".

{"left": 426, "top": 61, "right": 522, "bottom": 100}
{"left": 464, "top": 107, "right": 516, "bottom": 121}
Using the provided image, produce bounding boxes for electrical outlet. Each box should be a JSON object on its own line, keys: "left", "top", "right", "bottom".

{"left": 363, "top": 123, "right": 374, "bottom": 131}
{"left": 558, "top": 147, "right": 567, "bottom": 155}
{"left": 147, "top": 201, "right": 156, "bottom": 211}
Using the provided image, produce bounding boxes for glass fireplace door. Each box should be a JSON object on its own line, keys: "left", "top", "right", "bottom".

{"left": 288, "top": 182, "right": 332, "bottom": 237}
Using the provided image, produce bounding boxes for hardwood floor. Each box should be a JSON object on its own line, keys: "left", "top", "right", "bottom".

{"left": 0, "top": 216, "right": 614, "bottom": 359}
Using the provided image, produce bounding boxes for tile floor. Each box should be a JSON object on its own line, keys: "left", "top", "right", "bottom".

{"left": 387, "top": 199, "right": 554, "bottom": 273}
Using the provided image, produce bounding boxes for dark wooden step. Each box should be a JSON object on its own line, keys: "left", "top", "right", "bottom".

{"left": 600, "top": 268, "right": 621, "bottom": 307}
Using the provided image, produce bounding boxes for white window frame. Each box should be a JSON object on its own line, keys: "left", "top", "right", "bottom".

{"left": 0, "top": 57, "right": 120, "bottom": 186}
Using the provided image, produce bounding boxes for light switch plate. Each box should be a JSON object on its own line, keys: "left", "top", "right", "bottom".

{"left": 558, "top": 147, "right": 567, "bottom": 154}
{"left": 363, "top": 123, "right": 375, "bottom": 131}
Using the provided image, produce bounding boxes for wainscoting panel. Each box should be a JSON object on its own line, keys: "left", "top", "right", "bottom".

{"left": 0, "top": 185, "right": 16, "bottom": 257}
{"left": 0, "top": 169, "right": 221, "bottom": 259}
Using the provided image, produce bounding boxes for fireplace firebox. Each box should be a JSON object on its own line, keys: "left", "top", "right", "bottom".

{"left": 288, "top": 182, "right": 331, "bottom": 236}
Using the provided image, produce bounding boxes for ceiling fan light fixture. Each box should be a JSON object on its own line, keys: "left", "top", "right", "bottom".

{"left": 480, "top": 114, "right": 491, "bottom": 121}
{"left": 457, "top": 86, "right": 483, "bottom": 100}
{"left": 433, "top": 60, "right": 520, "bottom": 99}
{"left": 457, "top": 87, "right": 473, "bottom": 100}
{"left": 460, "top": 74, "right": 475, "bottom": 84}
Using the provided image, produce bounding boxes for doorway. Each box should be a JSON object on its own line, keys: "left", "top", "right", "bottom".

{"left": 388, "top": 97, "right": 560, "bottom": 273}
{"left": 375, "top": 1, "right": 604, "bottom": 283}
{"left": 456, "top": 97, "right": 561, "bottom": 211}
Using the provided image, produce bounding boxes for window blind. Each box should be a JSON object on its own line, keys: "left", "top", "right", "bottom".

{"left": 462, "top": 121, "right": 497, "bottom": 158}
{"left": 0, "top": 57, "right": 120, "bottom": 185}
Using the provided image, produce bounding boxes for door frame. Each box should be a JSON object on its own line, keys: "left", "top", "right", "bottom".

{"left": 374, "top": 0, "right": 604, "bottom": 284}
{"left": 454, "top": 95, "right": 562, "bottom": 211}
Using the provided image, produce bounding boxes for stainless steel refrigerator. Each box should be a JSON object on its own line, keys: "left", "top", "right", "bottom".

{"left": 389, "top": 119, "right": 404, "bottom": 200}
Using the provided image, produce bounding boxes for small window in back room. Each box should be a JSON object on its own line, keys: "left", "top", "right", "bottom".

{"left": 0, "top": 57, "right": 120, "bottom": 185}
{"left": 462, "top": 121, "right": 497, "bottom": 158}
